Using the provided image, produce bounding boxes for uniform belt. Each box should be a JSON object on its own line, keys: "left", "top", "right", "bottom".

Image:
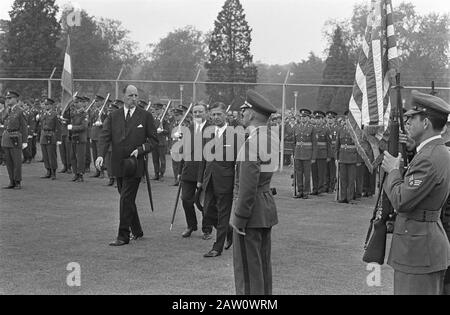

{"left": 7, "top": 129, "right": 19, "bottom": 132}
{"left": 44, "top": 129, "right": 55, "bottom": 132}
{"left": 341, "top": 144, "right": 356, "bottom": 149}
{"left": 399, "top": 210, "right": 441, "bottom": 222}
{"left": 296, "top": 141, "right": 312, "bottom": 146}
{"left": 317, "top": 142, "right": 327, "bottom": 145}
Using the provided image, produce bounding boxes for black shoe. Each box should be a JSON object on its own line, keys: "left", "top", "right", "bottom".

{"left": 311, "top": 191, "right": 318, "bottom": 196}
{"left": 41, "top": 170, "right": 51, "bottom": 179}
{"left": 338, "top": 199, "right": 348, "bottom": 203}
{"left": 293, "top": 193, "right": 303, "bottom": 199}
{"left": 182, "top": 227, "right": 197, "bottom": 238}
{"left": 204, "top": 249, "right": 221, "bottom": 258}
{"left": 302, "top": 194, "right": 309, "bottom": 199}
{"left": 59, "top": 167, "right": 67, "bottom": 173}
{"left": 158, "top": 175, "right": 164, "bottom": 181}
{"left": 51, "top": 170, "right": 56, "bottom": 180}
{"left": 14, "top": 182, "right": 21, "bottom": 190}
{"left": 107, "top": 178, "right": 115, "bottom": 186}
{"left": 72, "top": 174, "right": 79, "bottom": 182}
{"left": 67, "top": 169, "right": 72, "bottom": 174}
{"left": 225, "top": 239, "right": 233, "bottom": 250}
{"left": 78, "top": 175, "right": 84, "bottom": 182}
{"left": 3, "top": 183, "right": 15, "bottom": 189}
{"left": 130, "top": 233, "right": 144, "bottom": 240}
{"left": 151, "top": 176, "right": 159, "bottom": 181}
{"left": 202, "top": 232, "right": 212, "bottom": 240}
{"left": 99, "top": 171, "right": 105, "bottom": 179}
{"left": 109, "top": 239, "right": 129, "bottom": 246}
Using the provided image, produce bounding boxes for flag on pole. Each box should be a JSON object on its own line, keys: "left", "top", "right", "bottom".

{"left": 61, "top": 36, "right": 73, "bottom": 114}
{"left": 347, "top": 0, "right": 399, "bottom": 173}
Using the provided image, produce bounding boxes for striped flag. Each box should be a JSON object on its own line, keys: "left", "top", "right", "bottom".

{"left": 347, "top": 0, "right": 399, "bottom": 173}
{"left": 61, "top": 36, "right": 73, "bottom": 114}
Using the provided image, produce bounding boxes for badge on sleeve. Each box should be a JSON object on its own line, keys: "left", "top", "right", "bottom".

{"left": 408, "top": 174, "right": 423, "bottom": 187}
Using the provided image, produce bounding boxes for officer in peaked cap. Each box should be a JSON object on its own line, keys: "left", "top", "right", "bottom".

{"left": 311, "top": 110, "right": 330, "bottom": 196}
{"left": 152, "top": 102, "right": 169, "bottom": 181}
{"left": 325, "top": 111, "right": 339, "bottom": 193}
{"left": 381, "top": 90, "right": 450, "bottom": 295}
{"left": 231, "top": 89, "right": 278, "bottom": 295}
{"left": 0, "top": 96, "right": 6, "bottom": 166}
{"left": 299, "top": 108, "right": 311, "bottom": 117}
{"left": 1, "top": 90, "right": 28, "bottom": 189}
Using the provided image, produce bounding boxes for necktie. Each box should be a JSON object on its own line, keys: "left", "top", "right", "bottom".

{"left": 126, "top": 109, "right": 131, "bottom": 123}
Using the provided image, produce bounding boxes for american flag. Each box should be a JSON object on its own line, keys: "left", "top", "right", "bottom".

{"left": 347, "top": 0, "right": 399, "bottom": 173}
{"left": 61, "top": 36, "right": 73, "bottom": 114}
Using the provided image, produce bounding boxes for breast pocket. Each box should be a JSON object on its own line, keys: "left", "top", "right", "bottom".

{"left": 392, "top": 218, "right": 431, "bottom": 267}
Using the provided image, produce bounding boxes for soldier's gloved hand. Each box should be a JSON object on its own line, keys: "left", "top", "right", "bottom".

{"left": 67, "top": 124, "right": 73, "bottom": 130}
{"left": 197, "top": 182, "right": 202, "bottom": 188}
{"left": 157, "top": 127, "right": 163, "bottom": 134}
{"left": 130, "top": 149, "right": 138, "bottom": 158}
{"left": 95, "top": 157, "right": 103, "bottom": 170}
{"left": 27, "top": 135, "right": 32, "bottom": 139}
{"left": 22, "top": 143, "right": 28, "bottom": 150}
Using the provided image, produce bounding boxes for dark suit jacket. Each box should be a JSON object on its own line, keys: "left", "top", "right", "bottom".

{"left": 178, "top": 122, "right": 208, "bottom": 183}
{"left": 202, "top": 125, "right": 238, "bottom": 194}
{"left": 99, "top": 106, "right": 158, "bottom": 178}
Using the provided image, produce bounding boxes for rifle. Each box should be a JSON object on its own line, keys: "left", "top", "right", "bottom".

{"left": 159, "top": 101, "right": 172, "bottom": 125}
{"left": 170, "top": 183, "right": 182, "bottom": 230}
{"left": 363, "top": 73, "right": 407, "bottom": 265}
{"left": 94, "top": 93, "right": 110, "bottom": 124}
{"left": 145, "top": 100, "right": 152, "bottom": 112}
{"left": 84, "top": 99, "right": 96, "bottom": 113}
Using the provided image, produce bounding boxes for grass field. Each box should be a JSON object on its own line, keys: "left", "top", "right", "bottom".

{"left": 0, "top": 152, "right": 394, "bottom": 295}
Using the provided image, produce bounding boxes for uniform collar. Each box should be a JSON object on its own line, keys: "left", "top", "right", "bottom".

{"left": 416, "top": 135, "right": 442, "bottom": 152}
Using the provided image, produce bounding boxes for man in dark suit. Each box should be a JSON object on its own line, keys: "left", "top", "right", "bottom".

{"left": 230, "top": 90, "right": 278, "bottom": 295}
{"left": 201, "top": 102, "right": 239, "bottom": 258}
{"left": 176, "top": 103, "right": 212, "bottom": 239}
{"left": 96, "top": 85, "right": 158, "bottom": 246}
{"left": 382, "top": 90, "right": 450, "bottom": 295}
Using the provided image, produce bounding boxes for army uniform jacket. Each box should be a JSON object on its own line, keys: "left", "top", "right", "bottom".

{"left": 284, "top": 123, "right": 295, "bottom": 154}
{"left": 293, "top": 123, "right": 317, "bottom": 161}
{"left": 39, "top": 112, "right": 62, "bottom": 145}
{"left": 327, "top": 124, "right": 339, "bottom": 159}
{"left": 314, "top": 124, "right": 331, "bottom": 160}
{"left": 384, "top": 137, "right": 450, "bottom": 274}
{"left": 90, "top": 110, "right": 107, "bottom": 141}
{"left": 70, "top": 112, "right": 89, "bottom": 144}
{"left": 232, "top": 127, "right": 278, "bottom": 229}
{"left": 156, "top": 119, "right": 170, "bottom": 147}
{"left": 0, "top": 105, "right": 28, "bottom": 148}
{"left": 335, "top": 126, "right": 357, "bottom": 164}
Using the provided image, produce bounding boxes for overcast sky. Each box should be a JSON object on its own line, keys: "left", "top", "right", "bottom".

{"left": 0, "top": 0, "right": 448, "bottom": 64}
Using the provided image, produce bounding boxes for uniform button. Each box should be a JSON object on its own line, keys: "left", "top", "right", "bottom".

{"left": 405, "top": 230, "right": 408, "bottom": 233}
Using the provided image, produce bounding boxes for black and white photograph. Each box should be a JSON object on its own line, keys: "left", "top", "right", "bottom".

{"left": 0, "top": 0, "right": 449, "bottom": 299}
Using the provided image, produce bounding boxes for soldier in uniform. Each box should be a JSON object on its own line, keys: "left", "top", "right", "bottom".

{"left": 22, "top": 103, "right": 35, "bottom": 164}
{"left": 59, "top": 102, "right": 72, "bottom": 174}
{"left": 0, "top": 91, "right": 28, "bottom": 189}
{"left": 39, "top": 98, "right": 62, "bottom": 180}
{"left": 325, "top": 111, "right": 338, "bottom": 193}
{"left": 0, "top": 96, "right": 5, "bottom": 165}
{"left": 335, "top": 112, "right": 357, "bottom": 203}
{"left": 83, "top": 97, "right": 92, "bottom": 173}
{"left": 90, "top": 95, "right": 107, "bottom": 178}
{"left": 284, "top": 116, "right": 296, "bottom": 167}
{"left": 68, "top": 96, "right": 88, "bottom": 182}
{"left": 311, "top": 111, "right": 330, "bottom": 195}
{"left": 169, "top": 106, "right": 185, "bottom": 186}
{"left": 104, "top": 99, "right": 122, "bottom": 186}
{"left": 230, "top": 89, "right": 278, "bottom": 295}
{"left": 381, "top": 90, "right": 450, "bottom": 295}
{"left": 292, "top": 109, "right": 317, "bottom": 199}
{"left": 152, "top": 103, "right": 169, "bottom": 181}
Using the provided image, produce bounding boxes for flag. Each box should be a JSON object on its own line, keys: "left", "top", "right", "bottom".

{"left": 61, "top": 36, "right": 73, "bottom": 114}
{"left": 347, "top": 0, "right": 399, "bottom": 173}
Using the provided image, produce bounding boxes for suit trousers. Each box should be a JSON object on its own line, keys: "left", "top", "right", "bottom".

{"left": 116, "top": 177, "right": 143, "bottom": 241}
{"left": 203, "top": 180, "right": 233, "bottom": 252}
{"left": 181, "top": 180, "right": 212, "bottom": 233}
{"left": 0, "top": 142, "right": 4, "bottom": 164}
{"left": 41, "top": 143, "right": 58, "bottom": 170}
{"left": 326, "top": 158, "right": 336, "bottom": 191}
{"left": 363, "top": 166, "right": 376, "bottom": 196}
{"left": 71, "top": 142, "right": 86, "bottom": 175}
{"left": 152, "top": 145, "right": 167, "bottom": 177}
{"left": 105, "top": 151, "right": 113, "bottom": 178}
{"left": 233, "top": 228, "right": 272, "bottom": 295}
{"left": 294, "top": 159, "right": 311, "bottom": 195}
{"left": 339, "top": 163, "right": 356, "bottom": 202}
{"left": 31, "top": 135, "right": 37, "bottom": 159}
{"left": 59, "top": 135, "right": 71, "bottom": 169}
{"left": 4, "top": 147, "right": 22, "bottom": 183}
{"left": 394, "top": 270, "right": 446, "bottom": 295}
{"left": 172, "top": 159, "right": 181, "bottom": 180}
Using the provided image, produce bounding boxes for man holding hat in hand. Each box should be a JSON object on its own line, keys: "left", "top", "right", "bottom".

{"left": 1, "top": 91, "right": 28, "bottom": 189}
{"left": 381, "top": 90, "right": 450, "bottom": 295}
{"left": 96, "top": 85, "right": 158, "bottom": 246}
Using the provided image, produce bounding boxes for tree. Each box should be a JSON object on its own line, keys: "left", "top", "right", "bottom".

{"left": 205, "top": 0, "right": 257, "bottom": 106}
{"left": 1, "top": 0, "right": 61, "bottom": 97}
{"left": 316, "top": 26, "right": 355, "bottom": 113}
{"left": 140, "top": 26, "right": 207, "bottom": 101}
